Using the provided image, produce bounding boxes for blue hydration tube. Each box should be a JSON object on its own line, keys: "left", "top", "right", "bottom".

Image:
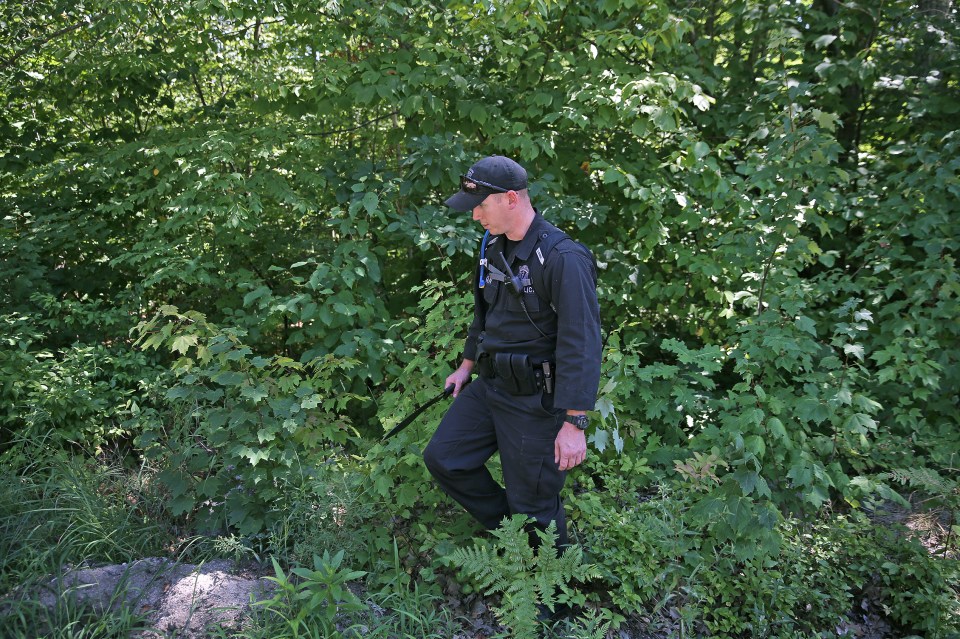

{"left": 478, "top": 230, "right": 489, "bottom": 289}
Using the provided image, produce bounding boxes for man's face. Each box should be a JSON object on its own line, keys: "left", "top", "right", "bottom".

{"left": 472, "top": 193, "right": 511, "bottom": 235}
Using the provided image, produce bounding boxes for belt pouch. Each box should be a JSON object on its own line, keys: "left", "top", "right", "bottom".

{"left": 475, "top": 352, "right": 494, "bottom": 378}
{"left": 493, "top": 352, "right": 538, "bottom": 395}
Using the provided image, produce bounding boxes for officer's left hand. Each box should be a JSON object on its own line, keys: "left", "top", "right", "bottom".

{"left": 555, "top": 424, "right": 587, "bottom": 471}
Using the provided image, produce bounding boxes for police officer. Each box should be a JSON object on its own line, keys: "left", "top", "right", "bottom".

{"left": 423, "top": 155, "right": 602, "bottom": 549}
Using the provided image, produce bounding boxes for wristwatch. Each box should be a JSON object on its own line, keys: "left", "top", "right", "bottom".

{"left": 564, "top": 414, "right": 589, "bottom": 430}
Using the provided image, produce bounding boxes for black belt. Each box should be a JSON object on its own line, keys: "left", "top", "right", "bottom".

{"left": 475, "top": 352, "right": 554, "bottom": 395}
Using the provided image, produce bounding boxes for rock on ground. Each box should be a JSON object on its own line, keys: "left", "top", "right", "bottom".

{"left": 23, "top": 557, "right": 273, "bottom": 638}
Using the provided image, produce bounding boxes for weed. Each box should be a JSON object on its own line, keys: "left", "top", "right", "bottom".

{"left": 252, "top": 550, "right": 367, "bottom": 639}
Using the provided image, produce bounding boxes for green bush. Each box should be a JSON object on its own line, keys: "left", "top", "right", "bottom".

{"left": 134, "top": 306, "right": 364, "bottom": 535}
{"left": 361, "top": 275, "right": 480, "bottom": 569}
{"left": 255, "top": 550, "right": 367, "bottom": 639}
{"left": 267, "top": 461, "right": 385, "bottom": 569}
{"left": 572, "top": 475, "right": 959, "bottom": 637}
{"left": 0, "top": 309, "right": 162, "bottom": 460}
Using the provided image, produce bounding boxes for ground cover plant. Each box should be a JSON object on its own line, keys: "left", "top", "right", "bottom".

{"left": 2, "top": 0, "right": 959, "bottom": 636}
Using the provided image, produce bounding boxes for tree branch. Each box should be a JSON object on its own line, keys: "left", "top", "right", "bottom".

{"left": 219, "top": 18, "right": 284, "bottom": 39}
{"left": 0, "top": 12, "right": 106, "bottom": 71}
{"left": 302, "top": 110, "right": 401, "bottom": 137}
{"left": 191, "top": 73, "right": 208, "bottom": 108}
{"left": 756, "top": 243, "right": 778, "bottom": 316}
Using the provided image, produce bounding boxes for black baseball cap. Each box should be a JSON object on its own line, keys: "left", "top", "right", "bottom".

{"left": 444, "top": 155, "right": 529, "bottom": 211}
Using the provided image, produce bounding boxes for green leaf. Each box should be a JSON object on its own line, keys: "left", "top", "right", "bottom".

{"left": 733, "top": 469, "right": 759, "bottom": 495}
{"left": 244, "top": 286, "right": 272, "bottom": 307}
{"left": 767, "top": 417, "right": 787, "bottom": 440}
{"left": 845, "top": 413, "right": 877, "bottom": 434}
{"left": 240, "top": 384, "right": 269, "bottom": 403}
{"left": 171, "top": 334, "right": 198, "bottom": 354}
{"left": 242, "top": 446, "right": 271, "bottom": 466}
{"left": 170, "top": 494, "right": 196, "bottom": 516}
{"left": 470, "top": 104, "right": 488, "bottom": 124}
{"left": 794, "top": 315, "right": 817, "bottom": 335}
{"left": 212, "top": 371, "right": 246, "bottom": 386}
{"left": 797, "top": 398, "right": 830, "bottom": 425}
{"left": 166, "top": 386, "right": 193, "bottom": 400}
{"left": 813, "top": 34, "right": 838, "bottom": 49}
{"left": 843, "top": 343, "right": 865, "bottom": 360}
{"left": 613, "top": 428, "right": 625, "bottom": 454}
{"left": 361, "top": 191, "right": 379, "bottom": 216}
{"left": 744, "top": 435, "right": 766, "bottom": 458}
{"left": 589, "top": 428, "right": 609, "bottom": 453}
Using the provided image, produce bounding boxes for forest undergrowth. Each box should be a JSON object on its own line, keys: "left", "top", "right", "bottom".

{"left": 0, "top": 428, "right": 956, "bottom": 638}
{"left": 3, "top": 0, "right": 960, "bottom": 637}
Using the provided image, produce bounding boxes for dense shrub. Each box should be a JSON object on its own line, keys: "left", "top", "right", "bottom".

{"left": 2, "top": 1, "right": 958, "bottom": 635}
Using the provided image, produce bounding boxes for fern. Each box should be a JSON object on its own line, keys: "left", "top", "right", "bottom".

{"left": 569, "top": 610, "right": 614, "bottom": 639}
{"left": 881, "top": 467, "right": 958, "bottom": 498}
{"left": 446, "top": 514, "right": 601, "bottom": 636}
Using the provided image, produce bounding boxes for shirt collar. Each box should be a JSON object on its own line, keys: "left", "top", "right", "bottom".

{"left": 506, "top": 209, "right": 548, "bottom": 263}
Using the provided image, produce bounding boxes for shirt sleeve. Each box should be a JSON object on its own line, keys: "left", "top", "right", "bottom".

{"left": 545, "top": 244, "right": 602, "bottom": 410}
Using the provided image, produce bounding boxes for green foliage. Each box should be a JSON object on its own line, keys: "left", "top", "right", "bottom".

{"left": 2, "top": 1, "right": 959, "bottom": 635}
{"left": 0, "top": 305, "right": 162, "bottom": 458}
{"left": 573, "top": 478, "right": 959, "bottom": 637}
{"left": 446, "top": 514, "right": 602, "bottom": 637}
{"left": 878, "top": 467, "right": 960, "bottom": 543}
{"left": 256, "top": 550, "right": 367, "bottom": 639}
{"left": 882, "top": 467, "right": 959, "bottom": 503}
{"left": 0, "top": 452, "right": 176, "bottom": 639}
{"left": 362, "top": 583, "right": 461, "bottom": 639}
{"left": 133, "top": 305, "right": 362, "bottom": 534}
{"left": 265, "top": 460, "right": 387, "bottom": 570}
{"left": 550, "top": 612, "right": 614, "bottom": 639}
{"left": 570, "top": 484, "right": 684, "bottom": 615}
{"left": 239, "top": 556, "right": 462, "bottom": 639}
{"left": 0, "top": 455, "right": 172, "bottom": 588}
{"left": 598, "top": 331, "right": 786, "bottom": 559}
{"left": 360, "top": 274, "right": 479, "bottom": 569}
{"left": 365, "top": 274, "right": 472, "bottom": 502}
{"left": 1, "top": 590, "right": 153, "bottom": 639}
{"left": 823, "top": 515, "right": 959, "bottom": 637}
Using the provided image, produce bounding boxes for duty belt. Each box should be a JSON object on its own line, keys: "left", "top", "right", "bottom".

{"left": 475, "top": 351, "right": 554, "bottom": 396}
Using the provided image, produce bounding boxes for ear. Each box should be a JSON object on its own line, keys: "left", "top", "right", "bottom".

{"left": 506, "top": 190, "right": 519, "bottom": 208}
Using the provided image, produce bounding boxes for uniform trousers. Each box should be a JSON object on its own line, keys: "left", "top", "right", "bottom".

{"left": 423, "top": 376, "right": 569, "bottom": 547}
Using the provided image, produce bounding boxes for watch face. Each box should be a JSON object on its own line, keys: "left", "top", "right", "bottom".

{"left": 566, "top": 415, "right": 589, "bottom": 430}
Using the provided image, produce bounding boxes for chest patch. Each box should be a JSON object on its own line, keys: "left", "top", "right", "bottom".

{"left": 518, "top": 264, "right": 534, "bottom": 294}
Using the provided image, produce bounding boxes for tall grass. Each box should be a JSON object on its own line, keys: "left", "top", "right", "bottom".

{"left": 0, "top": 447, "right": 470, "bottom": 638}
{"left": 0, "top": 446, "right": 176, "bottom": 637}
{"left": 1, "top": 454, "right": 172, "bottom": 581}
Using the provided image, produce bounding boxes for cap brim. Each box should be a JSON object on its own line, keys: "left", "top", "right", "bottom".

{"left": 444, "top": 190, "right": 487, "bottom": 211}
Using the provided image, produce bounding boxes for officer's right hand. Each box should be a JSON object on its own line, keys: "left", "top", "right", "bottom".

{"left": 445, "top": 361, "right": 474, "bottom": 397}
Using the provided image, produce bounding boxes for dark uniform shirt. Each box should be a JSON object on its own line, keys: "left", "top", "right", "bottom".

{"left": 462, "top": 211, "right": 602, "bottom": 411}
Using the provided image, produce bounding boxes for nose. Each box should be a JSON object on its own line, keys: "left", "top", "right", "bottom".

{"left": 472, "top": 207, "right": 481, "bottom": 221}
